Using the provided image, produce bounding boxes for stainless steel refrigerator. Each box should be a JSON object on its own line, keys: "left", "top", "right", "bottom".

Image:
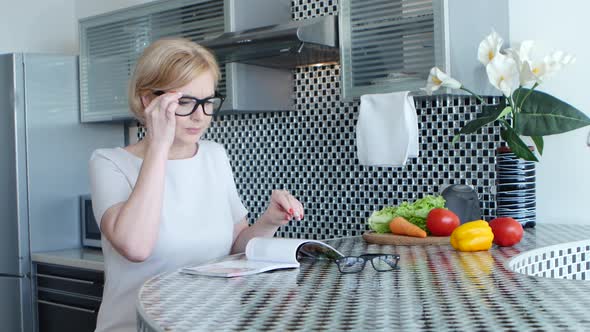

{"left": 0, "top": 53, "right": 124, "bottom": 331}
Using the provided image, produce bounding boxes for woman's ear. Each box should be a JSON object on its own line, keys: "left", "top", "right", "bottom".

{"left": 141, "top": 94, "right": 152, "bottom": 108}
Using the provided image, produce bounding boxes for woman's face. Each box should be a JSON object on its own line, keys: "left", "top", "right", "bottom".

{"left": 171, "top": 71, "right": 216, "bottom": 146}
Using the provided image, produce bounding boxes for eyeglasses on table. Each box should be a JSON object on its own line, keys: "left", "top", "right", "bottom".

{"left": 333, "top": 253, "right": 400, "bottom": 274}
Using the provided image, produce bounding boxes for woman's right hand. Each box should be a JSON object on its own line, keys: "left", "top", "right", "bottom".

{"left": 144, "top": 92, "right": 182, "bottom": 151}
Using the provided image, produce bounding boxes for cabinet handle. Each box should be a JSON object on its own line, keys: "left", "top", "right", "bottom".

{"left": 111, "top": 115, "right": 131, "bottom": 121}
{"left": 38, "top": 299, "right": 96, "bottom": 314}
{"left": 36, "top": 273, "right": 95, "bottom": 285}
{"left": 0, "top": 272, "right": 25, "bottom": 278}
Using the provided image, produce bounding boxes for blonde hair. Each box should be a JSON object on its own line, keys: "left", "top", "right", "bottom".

{"left": 128, "top": 37, "right": 220, "bottom": 124}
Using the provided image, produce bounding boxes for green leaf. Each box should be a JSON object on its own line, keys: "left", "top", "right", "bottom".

{"left": 497, "top": 106, "right": 512, "bottom": 120}
{"left": 481, "top": 103, "right": 506, "bottom": 117}
{"left": 500, "top": 126, "right": 538, "bottom": 162}
{"left": 452, "top": 104, "right": 504, "bottom": 143}
{"left": 531, "top": 136, "right": 544, "bottom": 155}
{"left": 515, "top": 89, "right": 590, "bottom": 136}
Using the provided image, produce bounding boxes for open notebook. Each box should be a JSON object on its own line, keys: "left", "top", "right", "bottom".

{"left": 181, "top": 237, "right": 344, "bottom": 277}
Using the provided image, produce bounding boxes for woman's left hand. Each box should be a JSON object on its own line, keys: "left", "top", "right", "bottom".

{"left": 261, "top": 190, "right": 304, "bottom": 226}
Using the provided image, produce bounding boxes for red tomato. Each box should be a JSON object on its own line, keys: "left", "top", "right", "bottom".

{"left": 489, "top": 217, "right": 524, "bottom": 247}
{"left": 426, "top": 208, "right": 460, "bottom": 236}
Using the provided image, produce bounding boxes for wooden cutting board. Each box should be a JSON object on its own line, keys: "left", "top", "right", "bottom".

{"left": 362, "top": 231, "right": 451, "bottom": 246}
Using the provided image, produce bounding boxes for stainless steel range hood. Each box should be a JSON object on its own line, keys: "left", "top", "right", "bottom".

{"left": 210, "top": 0, "right": 340, "bottom": 113}
{"left": 202, "top": 15, "right": 339, "bottom": 68}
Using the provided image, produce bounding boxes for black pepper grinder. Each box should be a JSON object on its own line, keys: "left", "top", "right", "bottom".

{"left": 441, "top": 184, "right": 482, "bottom": 224}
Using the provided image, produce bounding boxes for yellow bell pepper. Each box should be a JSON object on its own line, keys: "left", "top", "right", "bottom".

{"left": 450, "top": 220, "right": 494, "bottom": 252}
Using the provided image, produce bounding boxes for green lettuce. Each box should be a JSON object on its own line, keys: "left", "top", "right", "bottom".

{"left": 368, "top": 206, "right": 397, "bottom": 233}
{"left": 368, "top": 195, "right": 446, "bottom": 233}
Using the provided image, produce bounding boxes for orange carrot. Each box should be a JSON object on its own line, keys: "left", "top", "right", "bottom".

{"left": 389, "top": 217, "right": 427, "bottom": 238}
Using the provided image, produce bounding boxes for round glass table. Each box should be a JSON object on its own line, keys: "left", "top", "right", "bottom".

{"left": 137, "top": 224, "right": 590, "bottom": 331}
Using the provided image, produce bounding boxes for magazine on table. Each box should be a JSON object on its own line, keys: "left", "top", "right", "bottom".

{"left": 181, "top": 237, "right": 344, "bottom": 278}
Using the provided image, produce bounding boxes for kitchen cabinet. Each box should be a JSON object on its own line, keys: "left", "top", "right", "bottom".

{"left": 79, "top": 0, "right": 225, "bottom": 122}
{"left": 34, "top": 263, "right": 103, "bottom": 332}
{"left": 339, "top": 0, "right": 509, "bottom": 100}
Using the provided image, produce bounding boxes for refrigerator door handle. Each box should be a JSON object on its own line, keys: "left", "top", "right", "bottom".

{"left": 0, "top": 272, "right": 25, "bottom": 278}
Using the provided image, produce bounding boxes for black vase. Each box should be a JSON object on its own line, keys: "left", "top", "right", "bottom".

{"left": 495, "top": 147, "right": 536, "bottom": 228}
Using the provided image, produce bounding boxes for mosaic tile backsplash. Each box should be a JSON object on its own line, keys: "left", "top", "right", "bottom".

{"left": 204, "top": 76, "right": 501, "bottom": 239}
{"left": 138, "top": 0, "right": 503, "bottom": 240}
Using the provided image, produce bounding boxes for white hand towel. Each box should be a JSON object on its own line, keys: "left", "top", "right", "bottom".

{"left": 356, "top": 91, "right": 419, "bottom": 167}
{"left": 405, "top": 93, "right": 419, "bottom": 158}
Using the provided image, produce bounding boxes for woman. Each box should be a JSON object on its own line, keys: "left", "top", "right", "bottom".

{"left": 89, "top": 38, "right": 304, "bottom": 332}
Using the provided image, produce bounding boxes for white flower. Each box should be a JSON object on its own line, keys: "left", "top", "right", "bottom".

{"left": 421, "top": 67, "right": 462, "bottom": 95}
{"left": 527, "top": 60, "right": 548, "bottom": 82}
{"left": 507, "top": 41, "right": 576, "bottom": 84}
{"left": 538, "top": 51, "right": 576, "bottom": 81}
{"left": 519, "top": 50, "right": 575, "bottom": 84}
{"left": 486, "top": 53, "right": 520, "bottom": 97}
{"left": 549, "top": 51, "right": 576, "bottom": 66}
{"left": 505, "top": 40, "right": 537, "bottom": 86}
{"left": 478, "top": 30, "right": 504, "bottom": 65}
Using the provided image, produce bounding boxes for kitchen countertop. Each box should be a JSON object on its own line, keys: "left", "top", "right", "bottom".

{"left": 32, "top": 248, "right": 104, "bottom": 271}
{"left": 136, "top": 224, "right": 590, "bottom": 331}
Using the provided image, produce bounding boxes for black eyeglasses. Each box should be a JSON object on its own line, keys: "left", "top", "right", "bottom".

{"left": 153, "top": 90, "right": 224, "bottom": 116}
{"left": 334, "top": 254, "right": 400, "bottom": 274}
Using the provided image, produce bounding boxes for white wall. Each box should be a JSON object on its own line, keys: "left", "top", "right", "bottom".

{"left": 0, "top": 0, "right": 157, "bottom": 54}
{"left": 510, "top": 0, "right": 590, "bottom": 224}
{"left": 0, "top": 0, "right": 77, "bottom": 54}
